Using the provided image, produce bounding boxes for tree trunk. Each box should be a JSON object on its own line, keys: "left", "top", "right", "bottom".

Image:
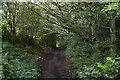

{"left": 10, "top": 26, "right": 16, "bottom": 44}
{"left": 91, "top": 22, "right": 96, "bottom": 41}
{"left": 110, "top": 15, "right": 117, "bottom": 56}
{"left": 7, "top": 2, "right": 18, "bottom": 44}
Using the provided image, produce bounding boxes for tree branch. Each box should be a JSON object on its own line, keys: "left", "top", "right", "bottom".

{"left": 93, "top": 24, "right": 110, "bottom": 29}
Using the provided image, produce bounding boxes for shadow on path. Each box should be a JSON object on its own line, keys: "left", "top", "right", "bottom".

{"left": 37, "top": 49, "right": 72, "bottom": 78}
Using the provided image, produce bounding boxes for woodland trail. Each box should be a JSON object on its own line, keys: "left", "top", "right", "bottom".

{"left": 37, "top": 49, "right": 72, "bottom": 78}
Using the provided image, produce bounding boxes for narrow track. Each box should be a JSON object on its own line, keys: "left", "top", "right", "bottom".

{"left": 37, "top": 49, "right": 72, "bottom": 78}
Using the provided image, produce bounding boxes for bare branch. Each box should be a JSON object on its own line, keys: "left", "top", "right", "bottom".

{"left": 93, "top": 24, "right": 110, "bottom": 29}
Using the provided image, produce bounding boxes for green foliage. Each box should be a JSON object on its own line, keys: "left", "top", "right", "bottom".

{"left": 77, "top": 56, "right": 120, "bottom": 79}
{"left": 103, "top": 3, "right": 120, "bottom": 16}
{"left": 62, "top": 33, "right": 113, "bottom": 78}
{"left": 1, "top": 21, "right": 10, "bottom": 41}
{"left": 2, "top": 42, "right": 40, "bottom": 79}
{"left": 43, "top": 33, "right": 57, "bottom": 49}
{"left": 56, "top": 34, "right": 68, "bottom": 49}
{"left": 1, "top": 2, "right": 120, "bottom": 79}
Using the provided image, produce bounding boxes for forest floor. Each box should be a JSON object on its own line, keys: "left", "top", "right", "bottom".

{"left": 37, "top": 49, "right": 72, "bottom": 78}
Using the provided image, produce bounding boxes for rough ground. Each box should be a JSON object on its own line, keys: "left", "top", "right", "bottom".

{"left": 37, "top": 49, "right": 72, "bottom": 78}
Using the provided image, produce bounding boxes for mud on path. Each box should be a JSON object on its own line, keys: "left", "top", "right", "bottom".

{"left": 37, "top": 49, "right": 72, "bottom": 78}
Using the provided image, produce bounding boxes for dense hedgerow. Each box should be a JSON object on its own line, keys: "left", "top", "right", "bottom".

{"left": 2, "top": 42, "right": 41, "bottom": 79}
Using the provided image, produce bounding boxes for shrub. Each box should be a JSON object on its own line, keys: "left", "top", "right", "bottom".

{"left": 2, "top": 42, "right": 40, "bottom": 79}
{"left": 77, "top": 56, "right": 120, "bottom": 79}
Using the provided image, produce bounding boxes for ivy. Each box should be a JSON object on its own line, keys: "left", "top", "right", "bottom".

{"left": 2, "top": 42, "right": 40, "bottom": 79}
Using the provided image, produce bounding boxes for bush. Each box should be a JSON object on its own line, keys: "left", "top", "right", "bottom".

{"left": 58, "top": 33, "right": 119, "bottom": 79}
{"left": 77, "top": 56, "right": 120, "bottom": 79}
{"left": 2, "top": 42, "right": 40, "bottom": 79}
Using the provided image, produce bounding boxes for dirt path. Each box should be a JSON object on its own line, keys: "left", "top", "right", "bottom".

{"left": 37, "top": 49, "right": 72, "bottom": 78}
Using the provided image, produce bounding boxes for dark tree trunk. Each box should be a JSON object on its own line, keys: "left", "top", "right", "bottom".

{"left": 110, "top": 15, "right": 117, "bottom": 56}
{"left": 10, "top": 25, "right": 16, "bottom": 44}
